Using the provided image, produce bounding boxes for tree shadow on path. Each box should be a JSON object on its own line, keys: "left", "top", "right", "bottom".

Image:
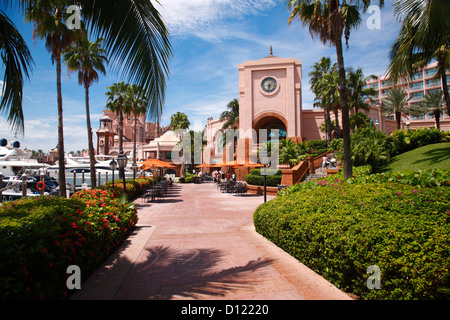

{"left": 123, "top": 245, "right": 273, "bottom": 300}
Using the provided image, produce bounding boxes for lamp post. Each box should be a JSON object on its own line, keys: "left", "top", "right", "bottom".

{"left": 132, "top": 162, "right": 138, "bottom": 182}
{"left": 109, "top": 159, "right": 117, "bottom": 186}
{"left": 116, "top": 151, "right": 128, "bottom": 193}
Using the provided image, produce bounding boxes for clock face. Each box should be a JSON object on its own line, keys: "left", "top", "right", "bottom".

{"left": 261, "top": 77, "right": 277, "bottom": 93}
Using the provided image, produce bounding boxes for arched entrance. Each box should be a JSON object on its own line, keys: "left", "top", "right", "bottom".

{"left": 253, "top": 113, "right": 287, "bottom": 143}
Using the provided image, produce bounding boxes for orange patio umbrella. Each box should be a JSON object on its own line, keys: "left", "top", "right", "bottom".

{"left": 138, "top": 159, "right": 176, "bottom": 173}
{"left": 195, "top": 164, "right": 214, "bottom": 168}
{"left": 243, "top": 162, "right": 265, "bottom": 168}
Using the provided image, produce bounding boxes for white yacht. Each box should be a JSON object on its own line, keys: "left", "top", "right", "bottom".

{"left": 0, "top": 139, "right": 49, "bottom": 177}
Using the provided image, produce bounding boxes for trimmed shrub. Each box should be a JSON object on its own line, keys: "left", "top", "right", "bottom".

{"left": 390, "top": 128, "right": 443, "bottom": 156}
{"left": 255, "top": 182, "right": 450, "bottom": 299}
{"left": 0, "top": 178, "right": 152, "bottom": 299}
{"left": 245, "top": 174, "right": 282, "bottom": 187}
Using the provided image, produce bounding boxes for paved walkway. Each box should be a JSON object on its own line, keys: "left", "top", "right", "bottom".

{"left": 71, "top": 182, "right": 352, "bottom": 300}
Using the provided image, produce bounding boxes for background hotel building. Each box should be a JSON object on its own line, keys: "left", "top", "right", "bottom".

{"left": 365, "top": 61, "right": 450, "bottom": 131}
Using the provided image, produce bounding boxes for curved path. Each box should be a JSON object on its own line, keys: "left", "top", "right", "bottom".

{"left": 71, "top": 182, "right": 351, "bottom": 300}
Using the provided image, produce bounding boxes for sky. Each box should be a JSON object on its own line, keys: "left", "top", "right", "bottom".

{"left": 0, "top": 0, "right": 401, "bottom": 153}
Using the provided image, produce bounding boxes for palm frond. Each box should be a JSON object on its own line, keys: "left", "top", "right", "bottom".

{"left": 0, "top": 9, "right": 34, "bottom": 134}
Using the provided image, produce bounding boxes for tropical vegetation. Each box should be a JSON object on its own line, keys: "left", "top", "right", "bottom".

{"left": 2, "top": 0, "right": 172, "bottom": 196}
{"left": 255, "top": 173, "right": 449, "bottom": 299}
{"left": 388, "top": 0, "right": 450, "bottom": 116}
{"left": 0, "top": 177, "right": 154, "bottom": 299}
{"left": 64, "top": 33, "right": 108, "bottom": 188}
{"left": 0, "top": 9, "right": 34, "bottom": 134}
{"left": 287, "top": 0, "right": 385, "bottom": 179}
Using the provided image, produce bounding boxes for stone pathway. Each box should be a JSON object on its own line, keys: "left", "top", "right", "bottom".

{"left": 71, "top": 182, "right": 352, "bottom": 300}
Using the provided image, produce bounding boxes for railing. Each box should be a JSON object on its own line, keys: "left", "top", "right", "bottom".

{"left": 0, "top": 169, "right": 152, "bottom": 203}
{"left": 280, "top": 150, "right": 334, "bottom": 186}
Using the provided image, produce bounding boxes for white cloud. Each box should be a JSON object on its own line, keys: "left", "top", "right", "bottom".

{"left": 158, "top": 0, "right": 276, "bottom": 40}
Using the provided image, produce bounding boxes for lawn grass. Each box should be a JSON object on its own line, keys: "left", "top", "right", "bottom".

{"left": 382, "top": 142, "right": 450, "bottom": 172}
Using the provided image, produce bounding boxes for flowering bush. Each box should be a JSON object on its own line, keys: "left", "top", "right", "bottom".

{"left": 0, "top": 178, "right": 152, "bottom": 299}
{"left": 278, "top": 165, "right": 449, "bottom": 196}
{"left": 255, "top": 182, "right": 450, "bottom": 299}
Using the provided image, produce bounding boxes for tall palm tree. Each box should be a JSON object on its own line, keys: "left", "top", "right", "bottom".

{"left": 0, "top": 9, "right": 34, "bottom": 134}
{"left": 10, "top": 0, "right": 171, "bottom": 194}
{"left": 388, "top": 0, "right": 450, "bottom": 115}
{"left": 417, "top": 91, "right": 445, "bottom": 129}
{"left": 346, "top": 67, "right": 378, "bottom": 114}
{"left": 321, "top": 66, "right": 341, "bottom": 138}
{"left": 25, "top": 1, "right": 79, "bottom": 197}
{"left": 17, "top": 0, "right": 172, "bottom": 120}
{"left": 64, "top": 32, "right": 108, "bottom": 188}
{"left": 381, "top": 87, "right": 412, "bottom": 129}
{"left": 219, "top": 98, "right": 239, "bottom": 130}
{"left": 125, "top": 84, "right": 148, "bottom": 180}
{"left": 105, "top": 81, "right": 128, "bottom": 156}
{"left": 309, "top": 57, "right": 334, "bottom": 144}
{"left": 288, "top": 0, "right": 384, "bottom": 179}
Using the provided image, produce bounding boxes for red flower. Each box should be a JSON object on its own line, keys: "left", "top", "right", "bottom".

{"left": 23, "top": 266, "right": 29, "bottom": 277}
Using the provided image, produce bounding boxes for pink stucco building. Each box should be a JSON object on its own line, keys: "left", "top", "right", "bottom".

{"left": 203, "top": 52, "right": 449, "bottom": 166}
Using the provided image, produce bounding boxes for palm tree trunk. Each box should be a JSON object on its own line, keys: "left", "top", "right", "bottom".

{"left": 395, "top": 111, "right": 401, "bottom": 129}
{"left": 56, "top": 53, "right": 66, "bottom": 197}
{"left": 119, "top": 110, "right": 124, "bottom": 179}
{"left": 440, "top": 71, "right": 450, "bottom": 117}
{"left": 326, "top": 106, "right": 332, "bottom": 144}
{"left": 335, "top": 37, "right": 352, "bottom": 179}
{"left": 334, "top": 107, "right": 340, "bottom": 138}
{"left": 133, "top": 113, "right": 137, "bottom": 181}
{"left": 85, "top": 84, "right": 97, "bottom": 188}
{"left": 435, "top": 110, "right": 440, "bottom": 129}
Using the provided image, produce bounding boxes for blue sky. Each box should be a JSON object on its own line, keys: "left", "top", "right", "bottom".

{"left": 0, "top": 0, "right": 401, "bottom": 153}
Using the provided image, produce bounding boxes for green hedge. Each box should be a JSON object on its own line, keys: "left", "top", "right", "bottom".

{"left": 245, "top": 174, "right": 282, "bottom": 187}
{"left": 0, "top": 178, "right": 153, "bottom": 299}
{"left": 254, "top": 181, "right": 450, "bottom": 299}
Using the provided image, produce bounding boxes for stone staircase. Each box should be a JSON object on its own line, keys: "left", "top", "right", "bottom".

{"left": 303, "top": 169, "right": 327, "bottom": 183}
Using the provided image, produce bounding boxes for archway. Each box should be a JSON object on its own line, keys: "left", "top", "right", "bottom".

{"left": 253, "top": 114, "right": 287, "bottom": 143}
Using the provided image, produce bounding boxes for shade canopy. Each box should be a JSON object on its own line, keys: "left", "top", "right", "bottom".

{"left": 138, "top": 158, "right": 176, "bottom": 170}
{"left": 195, "top": 164, "right": 214, "bottom": 168}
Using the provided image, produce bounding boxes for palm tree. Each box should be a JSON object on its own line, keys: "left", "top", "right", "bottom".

{"left": 170, "top": 112, "right": 190, "bottom": 177}
{"left": 170, "top": 111, "right": 191, "bottom": 137}
{"left": 17, "top": 0, "right": 172, "bottom": 120}
{"left": 25, "top": 2, "right": 79, "bottom": 197}
{"left": 106, "top": 81, "right": 128, "bottom": 156}
{"left": 219, "top": 98, "right": 239, "bottom": 130}
{"left": 381, "top": 87, "right": 412, "bottom": 129}
{"left": 11, "top": 0, "right": 171, "bottom": 194}
{"left": 125, "top": 84, "right": 148, "bottom": 180}
{"left": 0, "top": 9, "right": 34, "bottom": 134}
{"left": 346, "top": 67, "right": 378, "bottom": 114}
{"left": 64, "top": 32, "right": 108, "bottom": 188}
{"left": 309, "top": 57, "right": 334, "bottom": 144}
{"left": 417, "top": 91, "right": 445, "bottom": 129}
{"left": 349, "top": 112, "right": 369, "bottom": 130}
{"left": 388, "top": 0, "right": 450, "bottom": 115}
{"left": 287, "top": 0, "right": 384, "bottom": 179}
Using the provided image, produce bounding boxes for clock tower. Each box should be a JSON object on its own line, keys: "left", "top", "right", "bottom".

{"left": 236, "top": 49, "right": 303, "bottom": 162}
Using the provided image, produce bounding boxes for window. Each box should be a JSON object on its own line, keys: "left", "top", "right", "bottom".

{"left": 411, "top": 72, "right": 422, "bottom": 80}
{"left": 426, "top": 79, "right": 441, "bottom": 88}
{"left": 426, "top": 68, "right": 437, "bottom": 78}
{"left": 410, "top": 92, "right": 424, "bottom": 101}
{"left": 410, "top": 82, "right": 423, "bottom": 90}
